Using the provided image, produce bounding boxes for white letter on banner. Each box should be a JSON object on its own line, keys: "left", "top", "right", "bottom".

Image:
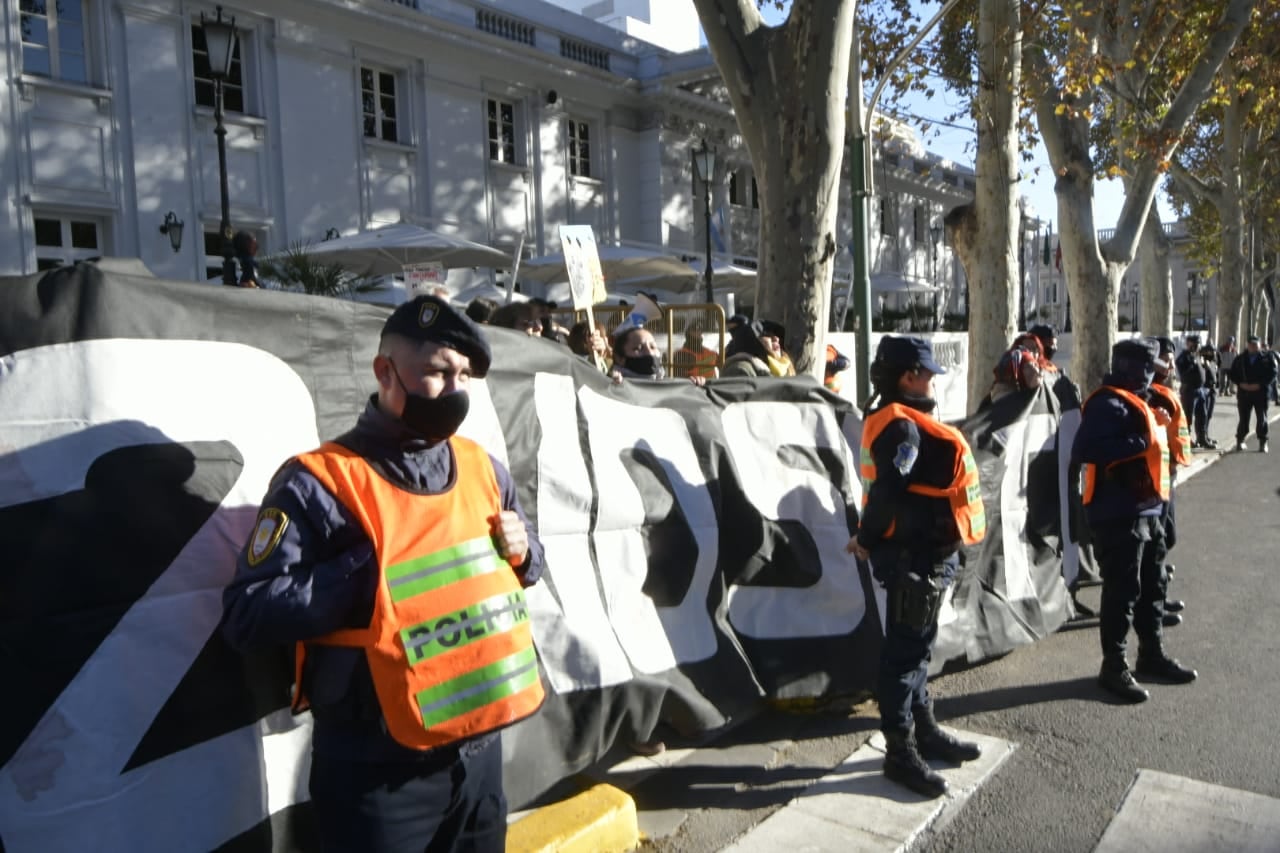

{"left": 995, "top": 410, "right": 1060, "bottom": 602}
{"left": 456, "top": 378, "right": 509, "bottom": 471}
{"left": 524, "top": 373, "right": 635, "bottom": 692}
{"left": 0, "top": 340, "right": 316, "bottom": 853}
{"left": 578, "top": 386, "right": 719, "bottom": 675}
{"left": 721, "top": 401, "right": 864, "bottom": 639}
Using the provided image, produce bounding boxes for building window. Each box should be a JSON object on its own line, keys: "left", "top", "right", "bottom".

{"left": 34, "top": 214, "right": 102, "bottom": 269}
{"left": 913, "top": 205, "right": 926, "bottom": 242}
{"left": 567, "top": 119, "right": 591, "bottom": 178}
{"left": 20, "top": 0, "right": 88, "bottom": 84}
{"left": 361, "top": 67, "right": 401, "bottom": 143}
{"left": 192, "top": 22, "right": 245, "bottom": 114}
{"left": 879, "top": 197, "right": 893, "bottom": 236}
{"left": 487, "top": 98, "right": 519, "bottom": 165}
{"left": 729, "top": 170, "right": 760, "bottom": 208}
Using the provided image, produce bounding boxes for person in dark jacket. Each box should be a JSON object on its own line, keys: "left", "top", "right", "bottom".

{"left": 848, "top": 335, "right": 986, "bottom": 798}
{"left": 720, "top": 320, "right": 774, "bottom": 377}
{"left": 1071, "top": 339, "right": 1196, "bottom": 704}
{"left": 1228, "top": 335, "right": 1277, "bottom": 452}
{"left": 222, "top": 295, "right": 546, "bottom": 853}
{"left": 1174, "top": 334, "right": 1214, "bottom": 448}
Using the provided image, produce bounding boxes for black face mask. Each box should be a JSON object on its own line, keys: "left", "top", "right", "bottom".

{"left": 389, "top": 361, "right": 470, "bottom": 443}
{"left": 622, "top": 354, "right": 663, "bottom": 378}
{"left": 1043, "top": 345, "right": 1057, "bottom": 360}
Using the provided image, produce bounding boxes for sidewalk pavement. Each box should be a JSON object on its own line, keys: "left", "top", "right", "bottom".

{"left": 507, "top": 395, "right": 1280, "bottom": 853}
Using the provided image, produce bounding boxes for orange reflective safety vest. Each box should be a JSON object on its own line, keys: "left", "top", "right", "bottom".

{"left": 858, "top": 403, "right": 987, "bottom": 546}
{"left": 293, "top": 437, "right": 544, "bottom": 751}
{"left": 1146, "top": 383, "right": 1193, "bottom": 468}
{"left": 678, "top": 346, "right": 719, "bottom": 378}
{"left": 1081, "top": 387, "right": 1171, "bottom": 505}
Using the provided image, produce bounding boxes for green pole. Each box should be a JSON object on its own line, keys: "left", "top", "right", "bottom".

{"left": 849, "top": 30, "right": 873, "bottom": 402}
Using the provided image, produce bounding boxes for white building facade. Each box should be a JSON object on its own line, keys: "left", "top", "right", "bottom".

{"left": 1, "top": 0, "right": 979, "bottom": 317}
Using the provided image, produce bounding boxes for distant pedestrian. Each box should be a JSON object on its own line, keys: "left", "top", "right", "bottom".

{"left": 1175, "top": 334, "right": 1214, "bottom": 448}
{"left": 1219, "top": 337, "right": 1237, "bottom": 396}
{"left": 1228, "top": 336, "right": 1276, "bottom": 452}
{"left": 1072, "top": 339, "right": 1196, "bottom": 704}
{"left": 232, "top": 231, "right": 261, "bottom": 288}
{"left": 848, "top": 335, "right": 986, "bottom": 798}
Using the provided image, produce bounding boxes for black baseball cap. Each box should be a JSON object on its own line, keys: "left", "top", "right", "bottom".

{"left": 380, "top": 294, "right": 492, "bottom": 377}
{"left": 875, "top": 335, "right": 946, "bottom": 374}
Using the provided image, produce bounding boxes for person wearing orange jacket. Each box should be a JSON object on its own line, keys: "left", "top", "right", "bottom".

{"left": 1071, "top": 339, "right": 1196, "bottom": 705}
{"left": 847, "top": 336, "right": 986, "bottom": 799}
{"left": 1145, "top": 337, "right": 1193, "bottom": 628}
{"left": 222, "top": 295, "right": 545, "bottom": 853}
{"left": 824, "top": 344, "right": 851, "bottom": 393}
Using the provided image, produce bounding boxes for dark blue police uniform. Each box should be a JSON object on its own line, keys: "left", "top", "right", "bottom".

{"left": 223, "top": 295, "right": 545, "bottom": 853}
{"left": 1072, "top": 339, "right": 1196, "bottom": 703}
{"left": 853, "top": 335, "right": 981, "bottom": 799}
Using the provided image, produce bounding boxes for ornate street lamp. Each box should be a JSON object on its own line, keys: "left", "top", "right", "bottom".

{"left": 691, "top": 139, "right": 716, "bottom": 304}
{"left": 201, "top": 6, "right": 239, "bottom": 286}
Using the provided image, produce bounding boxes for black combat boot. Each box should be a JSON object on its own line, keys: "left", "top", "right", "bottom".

{"left": 1135, "top": 645, "right": 1198, "bottom": 684}
{"left": 883, "top": 728, "right": 949, "bottom": 798}
{"left": 913, "top": 702, "right": 981, "bottom": 763}
{"left": 1098, "top": 660, "right": 1149, "bottom": 703}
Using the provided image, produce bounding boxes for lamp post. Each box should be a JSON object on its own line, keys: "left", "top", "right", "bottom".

{"left": 930, "top": 222, "right": 942, "bottom": 331}
{"left": 201, "top": 6, "right": 238, "bottom": 286}
{"left": 692, "top": 139, "right": 716, "bottom": 304}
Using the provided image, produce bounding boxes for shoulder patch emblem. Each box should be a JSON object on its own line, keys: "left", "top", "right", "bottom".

{"left": 247, "top": 507, "right": 289, "bottom": 567}
{"left": 418, "top": 302, "right": 439, "bottom": 327}
{"left": 893, "top": 441, "right": 919, "bottom": 476}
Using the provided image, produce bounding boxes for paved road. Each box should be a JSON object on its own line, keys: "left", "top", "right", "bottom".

{"left": 566, "top": 394, "right": 1280, "bottom": 852}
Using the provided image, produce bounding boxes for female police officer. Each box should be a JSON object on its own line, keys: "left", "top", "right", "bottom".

{"left": 847, "top": 336, "right": 986, "bottom": 798}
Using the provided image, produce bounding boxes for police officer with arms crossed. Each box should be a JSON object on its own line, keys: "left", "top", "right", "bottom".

{"left": 847, "top": 336, "right": 987, "bottom": 798}
{"left": 222, "top": 295, "right": 546, "bottom": 853}
{"left": 1072, "top": 339, "right": 1196, "bottom": 704}
{"left": 1145, "top": 337, "right": 1194, "bottom": 627}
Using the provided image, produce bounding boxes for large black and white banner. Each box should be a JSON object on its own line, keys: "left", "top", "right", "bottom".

{"left": 2, "top": 264, "right": 1071, "bottom": 851}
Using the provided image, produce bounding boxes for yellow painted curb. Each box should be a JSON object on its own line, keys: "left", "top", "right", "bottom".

{"left": 507, "top": 783, "right": 639, "bottom": 853}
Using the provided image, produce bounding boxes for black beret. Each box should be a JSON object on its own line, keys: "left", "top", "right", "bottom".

{"left": 1152, "top": 336, "right": 1177, "bottom": 357}
{"left": 381, "top": 295, "right": 492, "bottom": 378}
{"left": 875, "top": 335, "right": 946, "bottom": 374}
{"left": 1112, "top": 338, "right": 1158, "bottom": 365}
{"left": 759, "top": 320, "right": 787, "bottom": 343}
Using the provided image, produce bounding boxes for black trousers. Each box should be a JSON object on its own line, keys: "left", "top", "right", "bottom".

{"left": 1236, "top": 394, "right": 1270, "bottom": 442}
{"left": 1093, "top": 517, "right": 1168, "bottom": 668}
{"left": 309, "top": 738, "right": 507, "bottom": 853}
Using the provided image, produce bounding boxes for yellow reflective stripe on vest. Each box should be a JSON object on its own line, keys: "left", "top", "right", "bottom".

{"left": 401, "top": 590, "right": 530, "bottom": 664}
{"left": 386, "top": 536, "right": 507, "bottom": 603}
{"left": 417, "top": 646, "right": 541, "bottom": 729}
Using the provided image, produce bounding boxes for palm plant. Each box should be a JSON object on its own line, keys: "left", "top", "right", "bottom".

{"left": 257, "top": 242, "right": 385, "bottom": 300}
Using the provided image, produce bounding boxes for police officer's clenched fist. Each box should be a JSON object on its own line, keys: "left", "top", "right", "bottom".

{"left": 491, "top": 510, "right": 530, "bottom": 566}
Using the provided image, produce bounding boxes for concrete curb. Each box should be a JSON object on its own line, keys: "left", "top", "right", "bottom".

{"left": 506, "top": 783, "right": 639, "bottom": 853}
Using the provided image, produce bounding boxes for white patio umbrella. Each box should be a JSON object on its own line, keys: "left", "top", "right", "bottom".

{"left": 519, "top": 244, "right": 694, "bottom": 286}
{"left": 299, "top": 222, "right": 511, "bottom": 276}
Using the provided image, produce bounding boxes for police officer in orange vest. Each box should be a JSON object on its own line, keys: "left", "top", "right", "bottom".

{"left": 222, "top": 294, "right": 545, "bottom": 853}
{"left": 1146, "top": 336, "right": 1193, "bottom": 627}
{"left": 1071, "top": 339, "right": 1196, "bottom": 704}
{"left": 847, "top": 336, "right": 986, "bottom": 798}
